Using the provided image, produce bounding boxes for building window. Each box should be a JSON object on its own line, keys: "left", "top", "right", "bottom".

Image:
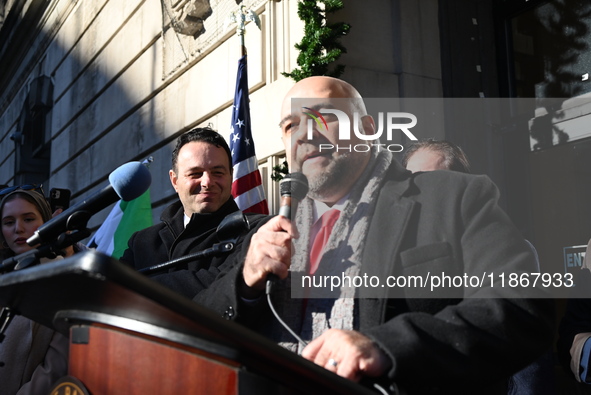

{"left": 507, "top": 0, "right": 591, "bottom": 98}
{"left": 13, "top": 75, "right": 53, "bottom": 185}
{"left": 258, "top": 152, "right": 286, "bottom": 215}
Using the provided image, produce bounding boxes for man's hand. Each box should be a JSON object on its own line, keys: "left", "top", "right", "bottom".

{"left": 240, "top": 216, "right": 295, "bottom": 297}
{"left": 301, "top": 329, "right": 392, "bottom": 382}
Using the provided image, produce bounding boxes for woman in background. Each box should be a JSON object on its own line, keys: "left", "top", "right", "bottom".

{"left": 0, "top": 187, "right": 71, "bottom": 394}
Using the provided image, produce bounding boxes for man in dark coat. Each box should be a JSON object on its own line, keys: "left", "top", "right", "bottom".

{"left": 120, "top": 127, "right": 267, "bottom": 299}
{"left": 402, "top": 138, "right": 556, "bottom": 395}
{"left": 191, "top": 77, "right": 556, "bottom": 394}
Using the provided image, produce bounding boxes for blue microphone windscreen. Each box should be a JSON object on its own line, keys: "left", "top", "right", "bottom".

{"left": 108, "top": 161, "right": 152, "bottom": 201}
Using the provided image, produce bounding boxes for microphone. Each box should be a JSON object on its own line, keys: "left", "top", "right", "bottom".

{"left": 27, "top": 161, "right": 152, "bottom": 246}
{"left": 139, "top": 211, "right": 251, "bottom": 275}
{"left": 266, "top": 173, "right": 310, "bottom": 348}
{"left": 278, "top": 172, "right": 309, "bottom": 220}
{"left": 266, "top": 173, "right": 308, "bottom": 294}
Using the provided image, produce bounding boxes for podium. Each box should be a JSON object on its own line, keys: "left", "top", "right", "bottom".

{"left": 0, "top": 251, "right": 375, "bottom": 394}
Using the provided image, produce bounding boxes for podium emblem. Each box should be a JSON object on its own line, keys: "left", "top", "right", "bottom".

{"left": 49, "top": 375, "right": 89, "bottom": 395}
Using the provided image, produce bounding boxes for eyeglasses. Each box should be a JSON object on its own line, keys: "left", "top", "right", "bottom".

{"left": 0, "top": 184, "right": 45, "bottom": 200}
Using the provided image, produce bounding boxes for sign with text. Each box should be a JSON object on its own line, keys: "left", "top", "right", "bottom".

{"left": 563, "top": 244, "right": 587, "bottom": 275}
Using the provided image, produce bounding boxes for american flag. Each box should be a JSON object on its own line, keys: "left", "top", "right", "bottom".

{"left": 229, "top": 55, "right": 269, "bottom": 214}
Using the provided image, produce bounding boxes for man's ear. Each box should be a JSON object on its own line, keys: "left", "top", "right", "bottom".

{"left": 360, "top": 115, "right": 376, "bottom": 135}
{"left": 169, "top": 169, "right": 179, "bottom": 192}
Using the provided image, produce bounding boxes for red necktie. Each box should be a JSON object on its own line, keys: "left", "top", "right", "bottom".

{"left": 309, "top": 209, "right": 340, "bottom": 275}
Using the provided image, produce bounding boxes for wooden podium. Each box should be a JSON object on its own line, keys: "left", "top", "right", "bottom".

{"left": 0, "top": 251, "right": 375, "bottom": 394}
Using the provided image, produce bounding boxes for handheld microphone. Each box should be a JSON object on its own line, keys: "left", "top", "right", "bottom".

{"left": 266, "top": 173, "right": 310, "bottom": 348}
{"left": 278, "top": 172, "right": 309, "bottom": 220}
{"left": 266, "top": 173, "right": 309, "bottom": 294}
{"left": 27, "top": 161, "right": 152, "bottom": 246}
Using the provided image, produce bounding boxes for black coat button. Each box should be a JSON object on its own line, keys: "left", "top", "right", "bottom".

{"left": 223, "top": 306, "right": 234, "bottom": 319}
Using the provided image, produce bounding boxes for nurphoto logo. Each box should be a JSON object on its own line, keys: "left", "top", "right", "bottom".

{"left": 304, "top": 107, "right": 418, "bottom": 153}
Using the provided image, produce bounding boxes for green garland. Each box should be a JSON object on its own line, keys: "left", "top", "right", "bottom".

{"left": 271, "top": 160, "right": 289, "bottom": 182}
{"left": 282, "top": 0, "right": 351, "bottom": 82}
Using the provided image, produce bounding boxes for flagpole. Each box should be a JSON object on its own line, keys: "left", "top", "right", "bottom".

{"left": 230, "top": 5, "right": 261, "bottom": 57}
{"left": 238, "top": 7, "right": 246, "bottom": 57}
{"left": 228, "top": 6, "right": 268, "bottom": 215}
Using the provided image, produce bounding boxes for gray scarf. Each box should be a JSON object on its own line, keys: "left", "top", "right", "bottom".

{"left": 267, "top": 149, "right": 393, "bottom": 353}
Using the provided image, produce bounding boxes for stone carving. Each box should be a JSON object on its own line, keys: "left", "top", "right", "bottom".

{"left": 169, "top": 0, "right": 212, "bottom": 37}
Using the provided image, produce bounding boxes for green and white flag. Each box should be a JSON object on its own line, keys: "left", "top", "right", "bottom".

{"left": 88, "top": 189, "right": 153, "bottom": 259}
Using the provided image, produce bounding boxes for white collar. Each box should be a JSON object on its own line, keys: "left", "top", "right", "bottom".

{"left": 312, "top": 194, "right": 349, "bottom": 224}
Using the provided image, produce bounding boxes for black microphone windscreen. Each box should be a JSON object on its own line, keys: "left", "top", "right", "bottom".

{"left": 280, "top": 172, "right": 309, "bottom": 199}
{"left": 109, "top": 161, "right": 152, "bottom": 201}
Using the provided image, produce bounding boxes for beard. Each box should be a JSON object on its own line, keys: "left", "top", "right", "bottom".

{"left": 306, "top": 152, "right": 366, "bottom": 202}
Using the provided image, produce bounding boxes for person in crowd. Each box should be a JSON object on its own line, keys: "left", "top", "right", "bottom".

{"left": 0, "top": 187, "right": 72, "bottom": 394}
{"left": 120, "top": 127, "right": 267, "bottom": 299}
{"left": 193, "top": 76, "right": 555, "bottom": 394}
{"left": 402, "top": 138, "right": 471, "bottom": 174}
{"left": 557, "top": 239, "right": 591, "bottom": 388}
{"left": 403, "top": 138, "right": 556, "bottom": 395}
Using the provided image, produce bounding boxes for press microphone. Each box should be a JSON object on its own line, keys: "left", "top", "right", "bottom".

{"left": 278, "top": 172, "right": 309, "bottom": 220}
{"left": 27, "top": 161, "right": 152, "bottom": 246}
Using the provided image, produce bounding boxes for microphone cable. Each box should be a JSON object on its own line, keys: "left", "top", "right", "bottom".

{"left": 265, "top": 277, "right": 308, "bottom": 349}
